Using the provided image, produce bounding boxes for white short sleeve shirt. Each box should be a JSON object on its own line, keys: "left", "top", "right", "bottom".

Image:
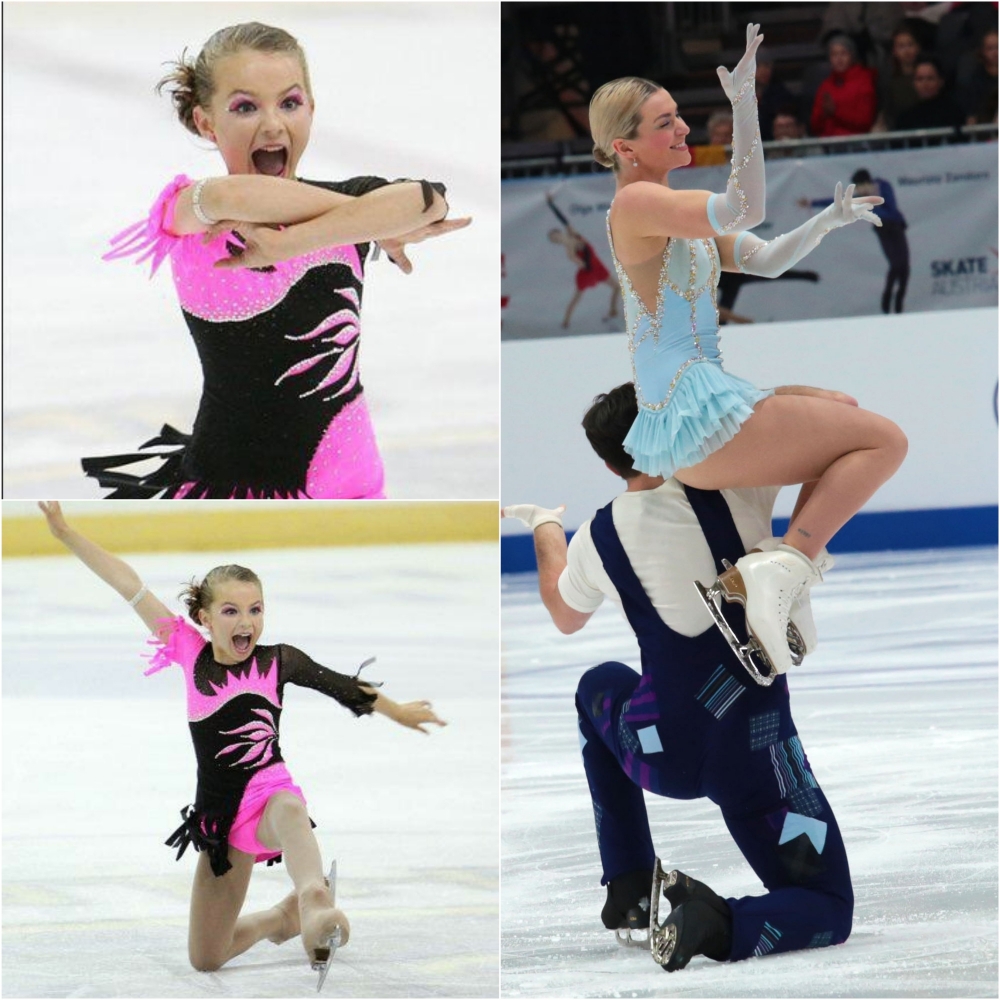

{"left": 558, "top": 480, "right": 780, "bottom": 637}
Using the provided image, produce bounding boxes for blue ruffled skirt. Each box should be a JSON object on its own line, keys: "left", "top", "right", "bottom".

{"left": 624, "top": 360, "right": 773, "bottom": 478}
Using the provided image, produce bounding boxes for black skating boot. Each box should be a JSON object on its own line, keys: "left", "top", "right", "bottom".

{"left": 601, "top": 868, "right": 653, "bottom": 944}
{"left": 650, "top": 862, "right": 732, "bottom": 971}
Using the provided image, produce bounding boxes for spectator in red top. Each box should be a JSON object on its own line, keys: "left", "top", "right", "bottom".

{"left": 810, "top": 34, "right": 878, "bottom": 136}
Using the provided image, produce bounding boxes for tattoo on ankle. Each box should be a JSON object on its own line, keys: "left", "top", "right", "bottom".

{"left": 796, "top": 528, "right": 812, "bottom": 538}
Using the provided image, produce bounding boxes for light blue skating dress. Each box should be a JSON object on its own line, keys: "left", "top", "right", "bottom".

{"left": 606, "top": 214, "right": 772, "bottom": 478}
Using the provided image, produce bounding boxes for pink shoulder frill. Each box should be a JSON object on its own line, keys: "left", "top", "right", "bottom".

{"left": 103, "top": 175, "right": 193, "bottom": 277}
{"left": 144, "top": 615, "right": 207, "bottom": 676}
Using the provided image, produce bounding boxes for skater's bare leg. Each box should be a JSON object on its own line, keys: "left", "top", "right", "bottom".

{"left": 257, "top": 791, "right": 350, "bottom": 959}
{"left": 790, "top": 480, "right": 818, "bottom": 525}
{"left": 188, "top": 848, "right": 260, "bottom": 972}
{"left": 261, "top": 888, "right": 300, "bottom": 944}
{"left": 562, "top": 289, "right": 583, "bottom": 328}
{"left": 674, "top": 395, "right": 907, "bottom": 561}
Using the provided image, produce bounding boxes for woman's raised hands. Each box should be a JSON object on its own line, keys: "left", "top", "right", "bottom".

{"left": 716, "top": 23, "right": 764, "bottom": 104}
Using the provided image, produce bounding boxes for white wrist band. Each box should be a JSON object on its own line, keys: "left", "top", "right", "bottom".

{"left": 191, "top": 179, "right": 217, "bottom": 226}
{"left": 127, "top": 584, "right": 149, "bottom": 608}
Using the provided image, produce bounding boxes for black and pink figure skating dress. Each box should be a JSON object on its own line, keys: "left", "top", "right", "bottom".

{"left": 146, "top": 617, "right": 377, "bottom": 876}
{"left": 84, "top": 174, "right": 441, "bottom": 499}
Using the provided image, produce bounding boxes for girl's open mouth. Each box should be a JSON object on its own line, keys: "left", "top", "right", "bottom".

{"left": 233, "top": 633, "right": 253, "bottom": 655}
{"left": 252, "top": 146, "right": 288, "bottom": 176}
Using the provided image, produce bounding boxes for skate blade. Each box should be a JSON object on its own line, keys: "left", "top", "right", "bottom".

{"left": 650, "top": 920, "right": 678, "bottom": 969}
{"left": 614, "top": 927, "right": 650, "bottom": 948}
{"left": 694, "top": 580, "right": 778, "bottom": 687}
{"left": 787, "top": 621, "right": 806, "bottom": 667}
{"left": 647, "top": 859, "right": 681, "bottom": 969}
{"left": 313, "top": 861, "right": 341, "bottom": 992}
{"left": 313, "top": 929, "right": 343, "bottom": 991}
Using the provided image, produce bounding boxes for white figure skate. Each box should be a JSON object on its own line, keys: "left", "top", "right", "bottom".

{"left": 695, "top": 546, "right": 821, "bottom": 684}
{"left": 313, "top": 861, "right": 343, "bottom": 992}
{"left": 751, "top": 537, "right": 834, "bottom": 657}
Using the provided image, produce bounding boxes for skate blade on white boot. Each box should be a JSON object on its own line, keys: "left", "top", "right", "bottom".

{"left": 648, "top": 859, "right": 680, "bottom": 968}
{"left": 694, "top": 561, "right": 780, "bottom": 687}
{"left": 313, "top": 861, "right": 342, "bottom": 993}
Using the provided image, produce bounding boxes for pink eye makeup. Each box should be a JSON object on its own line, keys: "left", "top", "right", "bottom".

{"left": 228, "top": 95, "right": 257, "bottom": 114}
{"left": 227, "top": 89, "right": 306, "bottom": 114}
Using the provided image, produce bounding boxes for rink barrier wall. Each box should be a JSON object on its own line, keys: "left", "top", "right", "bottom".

{"left": 3, "top": 503, "right": 497, "bottom": 557}
{"left": 500, "top": 505, "right": 999, "bottom": 573}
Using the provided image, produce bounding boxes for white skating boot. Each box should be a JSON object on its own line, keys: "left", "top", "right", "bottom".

{"left": 752, "top": 537, "right": 834, "bottom": 658}
{"left": 717, "top": 545, "right": 822, "bottom": 675}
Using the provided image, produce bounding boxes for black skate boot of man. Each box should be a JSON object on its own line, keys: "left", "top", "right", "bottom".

{"left": 650, "top": 860, "right": 732, "bottom": 971}
{"left": 601, "top": 868, "right": 654, "bottom": 947}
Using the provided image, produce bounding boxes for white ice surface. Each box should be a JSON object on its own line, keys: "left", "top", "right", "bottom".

{"left": 501, "top": 547, "right": 998, "bottom": 997}
{"left": 2, "top": 3, "right": 498, "bottom": 499}
{"left": 3, "top": 542, "right": 499, "bottom": 997}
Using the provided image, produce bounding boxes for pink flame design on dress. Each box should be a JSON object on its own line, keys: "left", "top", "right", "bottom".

{"left": 299, "top": 344, "right": 358, "bottom": 398}
{"left": 216, "top": 707, "right": 278, "bottom": 769}
{"left": 328, "top": 324, "right": 359, "bottom": 346}
{"left": 286, "top": 309, "right": 357, "bottom": 342}
{"left": 274, "top": 349, "right": 338, "bottom": 386}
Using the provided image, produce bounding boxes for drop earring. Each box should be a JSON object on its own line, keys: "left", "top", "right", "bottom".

{"left": 632, "top": 159, "right": 638, "bottom": 167}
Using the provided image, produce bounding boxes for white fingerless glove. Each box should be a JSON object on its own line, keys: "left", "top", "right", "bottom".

{"left": 707, "top": 23, "right": 766, "bottom": 235}
{"left": 501, "top": 504, "right": 566, "bottom": 531}
{"left": 734, "top": 182, "right": 883, "bottom": 278}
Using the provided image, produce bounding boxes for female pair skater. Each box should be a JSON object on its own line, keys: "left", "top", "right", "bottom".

{"left": 84, "top": 22, "right": 469, "bottom": 500}
{"left": 38, "top": 501, "right": 444, "bottom": 981}
{"left": 584, "top": 23, "right": 906, "bottom": 674}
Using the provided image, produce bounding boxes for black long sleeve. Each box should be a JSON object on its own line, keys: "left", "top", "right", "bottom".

{"left": 279, "top": 644, "right": 378, "bottom": 717}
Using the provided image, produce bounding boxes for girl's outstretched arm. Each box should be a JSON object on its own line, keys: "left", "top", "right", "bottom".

{"left": 171, "top": 176, "right": 447, "bottom": 241}
{"left": 37, "top": 502, "right": 172, "bottom": 635}
{"left": 208, "top": 184, "right": 450, "bottom": 269}
{"left": 365, "top": 689, "right": 447, "bottom": 735}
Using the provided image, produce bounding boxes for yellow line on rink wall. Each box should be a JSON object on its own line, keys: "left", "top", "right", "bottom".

{"left": 2, "top": 503, "right": 497, "bottom": 557}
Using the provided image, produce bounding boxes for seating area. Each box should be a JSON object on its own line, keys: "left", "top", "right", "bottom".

{"left": 502, "top": 1, "right": 997, "bottom": 174}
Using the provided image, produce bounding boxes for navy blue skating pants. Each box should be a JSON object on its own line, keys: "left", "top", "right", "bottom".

{"left": 576, "top": 661, "right": 853, "bottom": 961}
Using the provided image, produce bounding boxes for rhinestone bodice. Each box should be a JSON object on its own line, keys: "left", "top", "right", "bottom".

{"left": 606, "top": 213, "right": 723, "bottom": 411}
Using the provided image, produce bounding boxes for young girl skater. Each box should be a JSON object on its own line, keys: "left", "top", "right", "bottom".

{"left": 83, "top": 22, "right": 469, "bottom": 500}
{"left": 590, "top": 24, "right": 907, "bottom": 675}
{"left": 38, "top": 501, "right": 445, "bottom": 979}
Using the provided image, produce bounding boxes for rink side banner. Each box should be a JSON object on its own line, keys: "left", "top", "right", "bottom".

{"left": 501, "top": 144, "right": 998, "bottom": 340}
{"left": 500, "top": 307, "right": 998, "bottom": 566}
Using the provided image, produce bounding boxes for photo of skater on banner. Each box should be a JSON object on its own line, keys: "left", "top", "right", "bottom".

{"left": 502, "top": 142, "right": 997, "bottom": 339}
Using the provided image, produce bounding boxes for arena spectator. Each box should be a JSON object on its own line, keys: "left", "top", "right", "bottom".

{"left": 810, "top": 35, "right": 878, "bottom": 136}
{"left": 755, "top": 48, "right": 796, "bottom": 140}
{"left": 766, "top": 105, "right": 825, "bottom": 159}
{"left": 773, "top": 107, "right": 806, "bottom": 141}
{"left": 874, "top": 25, "right": 922, "bottom": 130}
{"left": 819, "top": 2, "right": 901, "bottom": 68}
{"left": 895, "top": 55, "right": 965, "bottom": 129}
{"left": 692, "top": 110, "right": 733, "bottom": 167}
{"left": 958, "top": 30, "right": 999, "bottom": 123}
{"left": 935, "top": 2, "right": 999, "bottom": 82}
{"left": 706, "top": 110, "right": 734, "bottom": 146}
